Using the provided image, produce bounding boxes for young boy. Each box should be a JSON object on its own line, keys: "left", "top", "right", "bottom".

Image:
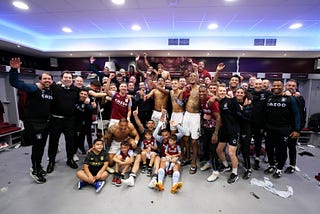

{"left": 112, "top": 141, "right": 134, "bottom": 187}
{"left": 155, "top": 135, "right": 183, "bottom": 194}
{"left": 76, "top": 139, "right": 108, "bottom": 193}
{"left": 140, "top": 130, "right": 158, "bottom": 176}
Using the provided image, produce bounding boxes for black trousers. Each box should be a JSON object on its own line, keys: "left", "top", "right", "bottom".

{"left": 23, "top": 120, "right": 49, "bottom": 170}
{"left": 202, "top": 127, "right": 219, "bottom": 171}
{"left": 75, "top": 120, "right": 93, "bottom": 152}
{"left": 48, "top": 116, "right": 75, "bottom": 161}
{"left": 287, "top": 137, "right": 297, "bottom": 166}
{"left": 265, "top": 130, "right": 288, "bottom": 170}
{"left": 240, "top": 128, "right": 251, "bottom": 170}
{"left": 31, "top": 129, "right": 49, "bottom": 170}
{"left": 252, "top": 126, "right": 265, "bottom": 158}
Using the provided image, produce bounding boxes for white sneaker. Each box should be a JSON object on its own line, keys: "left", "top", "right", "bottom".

{"left": 73, "top": 154, "right": 79, "bottom": 162}
{"left": 200, "top": 162, "right": 211, "bottom": 171}
{"left": 207, "top": 172, "right": 219, "bottom": 182}
{"left": 148, "top": 177, "right": 157, "bottom": 189}
{"left": 121, "top": 176, "right": 135, "bottom": 187}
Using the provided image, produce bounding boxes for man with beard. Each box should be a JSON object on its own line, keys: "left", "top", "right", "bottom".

{"left": 264, "top": 80, "right": 300, "bottom": 179}
{"left": 9, "top": 57, "right": 53, "bottom": 183}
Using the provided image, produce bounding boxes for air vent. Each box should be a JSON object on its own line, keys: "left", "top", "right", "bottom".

{"left": 179, "top": 38, "right": 189, "bottom": 45}
{"left": 168, "top": 38, "right": 190, "bottom": 46}
{"left": 254, "top": 39, "right": 265, "bottom": 46}
{"left": 254, "top": 38, "right": 277, "bottom": 46}
{"left": 266, "top": 39, "right": 277, "bottom": 46}
{"left": 168, "top": 38, "right": 179, "bottom": 45}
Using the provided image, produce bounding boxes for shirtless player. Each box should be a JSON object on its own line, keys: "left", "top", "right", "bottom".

{"left": 170, "top": 79, "right": 184, "bottom": 134}
{"left": 144, "top": 77, "right": 169, "bottom": 127}
{"left": 103, "top": 118, "right": 139, "bottom": 167}
{"left": 178, "top": 73, "right": 201, "bottom": 174}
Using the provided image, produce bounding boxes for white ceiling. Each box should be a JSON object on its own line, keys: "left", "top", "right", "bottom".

{"left": 1, "top": 0, "right": 320, "bottom": 58}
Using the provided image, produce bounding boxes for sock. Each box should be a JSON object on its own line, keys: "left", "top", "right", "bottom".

{"left": 168, "top": 162, "right": 175, "bottom": 171}
{"left": 130, "top": 172, "right": 136, "bottom": 179}
{"left": 172, "top": 171, "right": 180, "bottom": 185}
{"left": 152, "top": 174, "right": 158, "bottom": 180}
{"left": 165, "top": 161, "right": 170, "bottom": 170}
{"left": 158, "top": 168, "right": 165, "bottom": 183}
{"left": 232, "top": 168, "right": 238, "bottom": 175}
{"left": 222, "top": 160, "right": 228, "bottom": 167}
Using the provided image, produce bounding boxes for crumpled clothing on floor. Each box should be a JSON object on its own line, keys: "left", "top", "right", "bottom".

{"left": 250, "top": 177, "right": 293, "bottom": 198}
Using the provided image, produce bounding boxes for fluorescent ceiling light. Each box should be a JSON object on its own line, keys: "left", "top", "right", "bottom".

{"left": 62, "top": 27, "right": 72, "bottom": 33}
{"left": 112, "top": 0, "right": 125, "bottom": 5}
{"left": 131, "top": 24, "right": 141, "bottom": 31}
{"left": 289, "top": 23, "right": 303, "bottom": 29}
{"left": 208, "top": 23, "right": 219, "bottom": 30}
{"left": 12, "top": 1, "right": 29, "bottom": 10}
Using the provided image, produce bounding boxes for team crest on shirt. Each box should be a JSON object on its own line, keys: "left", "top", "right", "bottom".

{"left": 100, "top": 156, "right": 104, "bottom": 161}
{"left": 281, "top": 97, "right": 287, "bottom": 102}
{"left": 223, "top": 103, "right": 228, "bottom": 110}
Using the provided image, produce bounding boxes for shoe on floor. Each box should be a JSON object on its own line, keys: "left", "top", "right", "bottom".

{"left": 207, "top": 172, "right": 219, "bottom": 182}
{"left": 66, "top": 159, "right": 78, "bottom": 169}
{"left": 148, "top": 176, "right": 157, "bottom": 189}
{"left": 94, "top": 180, "right": 105, "bottom": 192}
{"left": 46, "top": 161, "right": 55, "bottom": 173}
{"left": 242, "top": 169, "right": 252, "bottom": 180}
{"left": 272, "top": 169, "right": 282, "bottom": 179}
{"left": 264, "top": 166, "right": 276, "bottom": 174}
{"left": 73, "top": 154, "right": 79, "bottom": 162}
{"left": 227, "top": 173, "right": 239, "bottom": 184}
{"left": 115, "top": 178, "right": 122, "bottom": 187}
{"left": 31, "top": 167, "right": 46, "bottom": 177}
{"left": 147, "top": 167, "right": 153, "bottom": 177}
{"left": 171, "top": 182, "right": 183, "bottom": 194}
{"left": 218, "top": 164, "right": 231, "bottom": 173}
{"left": 200, "top": 162, "right": 211, "bottom": 171}
{"left": 121, "top": 175, "right": 135, "bottom": 187}
{"left": 30, "top": 169, "right": 46, "bottom": 184}
{"left": 189, "top": 166, "right": 197, "bottom": 174}
{"left": 77, "top": 181, "right": 89, "bottom": 190}
{"left": 154, "top": 182, "right": 164, "bottom": 191}
{"left": 284, "top": 166, "right": 295, "bottom": 174}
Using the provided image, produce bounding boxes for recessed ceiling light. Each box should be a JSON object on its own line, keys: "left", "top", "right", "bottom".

{"left": 12, "top": 1, "right": 29, "bottom": 10}
{"left": 112, "top": 0, "right": 125, "bottom": 5}
{"left": 16, "top": 45, "right": 21, "bottom": 48}
{"left": 208, "top": 23, "right": 218, "bottom": 30}
{"left": 62, "top": 27, "right": 72, "bottom": 33}
{"left": 131, "top": 24, "right": 141, "bottom": 31}
{"left": 289, "top": 23, "right": 303, "bottom": 29}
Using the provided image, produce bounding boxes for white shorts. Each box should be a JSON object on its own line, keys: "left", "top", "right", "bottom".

{"left": 182, "top": 111, "right": 200, "bottom": 139}
{"left": 108, "top": 119, "right": 120, "bottom": 128}
{"left": 146, "top": 151, "right": 157, "bottom": 159}
{"left": 109, "top": 140, "right": 121, "bottom": 154}
{"left": 170, "top": 112, "right": 184, "bottom": 130}
{"left": 151, "top": 110, "right": 163, "bottom": 127}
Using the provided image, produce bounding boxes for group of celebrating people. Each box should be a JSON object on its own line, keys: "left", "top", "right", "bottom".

{"left": 9, "top": 53, "right": 305, "bottom": 194}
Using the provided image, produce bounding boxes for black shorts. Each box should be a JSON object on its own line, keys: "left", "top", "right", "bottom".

{"left": 219, "top": 132, "right": 239, "bottom": 147}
